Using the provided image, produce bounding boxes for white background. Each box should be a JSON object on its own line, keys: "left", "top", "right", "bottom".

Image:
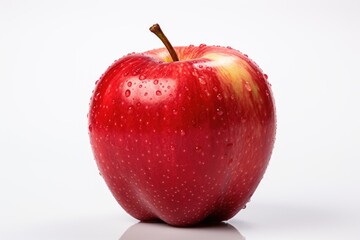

{"left": 1, "top": 0, "right": 359, "bottom": 239}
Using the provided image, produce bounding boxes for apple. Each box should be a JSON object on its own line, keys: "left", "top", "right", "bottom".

{"left": 88, "top": 24, "right": 276, "bottom": 226}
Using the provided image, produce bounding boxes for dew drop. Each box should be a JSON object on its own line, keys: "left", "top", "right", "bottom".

{"left": 244, "top": 81, "right": 252, "bottom": 92}
{"left": 199, "top": 77, "right": 206, "bottom": 85}
{"left": 144, "top": 92, "right": 148, "bottom": 96}
{"left": 127, "top": 81, "right": 132, "bottom": 87}
{"left": 95, "top": 80, "right": 99, "bottom": 85}
{"left": 156, "top": 90, "right": 162, "bottom": 96}
{"left": 198, "top": 64, "right": 203, "bottom": 68}
{"left": 195, "top": 146, "right": 202, "bottom": 152}
{"left": 180, "top": 129, "right": 185, "bottom": 136}
{"left": 172, "top": 109, "right": 178, "bottom": 115}
{"left": 217, "top": 93, "right": 223, "bottom": 100}
{"left": 199, "top": 43, "right": 207, "bottom": 48}
{"left": 153, "top": 79, "right": 159, "bottom": 85}
{"left": 88, "top": 124, "right": 93, "bottom": 133}
{"left": 216, "top": 109, "right": 224, "bottom": 116}
{"left": 139, "top": 75, "right": 146, "bottom": 80}
{"left": 139, "top": 84, "right": 143, "bottom": 88}
{"left": 264, "top": 74, "right": 268, "bottom": 80}
{"left": 226, "top": 142, "right": 234, "bottom": 147}
{"left": 125, "top": 89, "right": 131, "bottom": 97}
{"left": 132, "top": 68, "right": 141, "bottom": 75}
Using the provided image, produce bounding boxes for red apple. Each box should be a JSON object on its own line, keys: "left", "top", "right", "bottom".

{"left": 88, "top": 24, "right": 276, "bottom": 226}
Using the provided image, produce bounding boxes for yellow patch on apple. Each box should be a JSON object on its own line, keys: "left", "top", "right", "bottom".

{"left": 203, "top": 52, "right": 259, "bottom": 98}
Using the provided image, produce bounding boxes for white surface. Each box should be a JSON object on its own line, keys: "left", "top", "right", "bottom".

{"left": 1, "top": 0, "right": 359, "bottom": 239}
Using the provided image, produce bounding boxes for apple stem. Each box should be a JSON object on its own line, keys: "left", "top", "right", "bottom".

{"left": 150, "top": 23, "right": 179, "bottom": 62}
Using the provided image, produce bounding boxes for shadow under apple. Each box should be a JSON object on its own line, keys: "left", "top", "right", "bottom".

{"left": 119, "top": 221, "right": 245, "bottom": 240}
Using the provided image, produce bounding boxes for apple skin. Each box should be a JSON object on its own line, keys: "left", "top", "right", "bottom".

{"left": 88, "top": 44, "right": 276, "bottom": 226}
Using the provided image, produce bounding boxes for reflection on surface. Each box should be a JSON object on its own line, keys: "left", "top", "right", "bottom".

{"left": 119, "top": 221, "right": 245, "bottom": 240}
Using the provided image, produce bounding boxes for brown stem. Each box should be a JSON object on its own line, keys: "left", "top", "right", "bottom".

{"left": 149, "top": 23, "right": 179, "bottom": 62}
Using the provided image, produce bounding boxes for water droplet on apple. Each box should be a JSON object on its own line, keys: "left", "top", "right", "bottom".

{"left": 95, "top": 80, "right": 99, "bottom": 85}
{"left": 170, "top": 145, "right": 175, "bottom": 151}
{"left": 226, "top": 46, "right": 233, "bottom": 49}
{"left": 199, "top": 77, "right": 206, "bottom": 85}
{"left": 264, "top": 74, "right": 268, "bottom": 80}
{"left": 94, "top": 92, "right": 100, "bottom": 101}
{"left": 153, "top": 79, "right": 159, "bottom": 85}
{"left": 88, "top": 124, "right": 93, "bottom": 133}
{"left": 125, "top": 89, "right": 131, "bottom": 97}
{"left": 217, "top": 93, "right": 223, "bottom": 100}
{"left": 180, "top": 129, "right": 185, "bottom": 136}
{"left": 127, "top": 81, "right": 132, "bottom": 87}
{"left": 139, "top": 75, "right": 146, "bottom": 80}
{"left": 139, "top": 84, "right": 143, "bottom": 88}
{"left": 144, "top": 92, "right": 148, "bottom": 96}
{"left": 244, "top": 81, "right": 252, "bottom": 92}
{"left": 198, "top": 64, "right": 203, "bottom": 68}
{"left": 172, "top": 109, "right": 178, "bottom": 115}
{"left": 216, "top": 108, "right": 224, "bottom": 116}
{"left": 132, "top": 68, "right": 141, "bottom": 75}
{"left": 156, "top": 90, "right": 162, "bottom": 96}
{"left": 199, "top": 43, "right": 207, "bottom": 48}
{"left": 123, "top": 72, "right": 129, "bottom": 76}
{"left": 213, "top": 86, "right": 218, "bottom": 92}
{"left": 195, "top": 146, "right": 202, "bottom": 152}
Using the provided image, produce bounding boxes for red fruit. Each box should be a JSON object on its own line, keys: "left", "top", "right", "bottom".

{"left": 88, "top": 24, "right": 276, "bottom": 226}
